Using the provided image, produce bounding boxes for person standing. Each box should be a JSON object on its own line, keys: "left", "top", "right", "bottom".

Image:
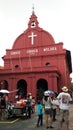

{"left": 57, "top": 86, "right": 72, "bottom": 130}
{"left": 0, "top": 95, "right": 6, "bottom": 120}
{"left": 26, "top": 94, "right": 32, "bottom": 118}
{"left": 0, "top": 96, "right": 2, "bottom": 120}
{"left": 44, "top": 93, "right": 53, "bottom": 129}
{"left": 51, "top": 95, "right": 57, "bottom": 121}
{"left": 3, "top": 94, "right": 8, "bottom": 107}
{"left": 36, "top": 100, "right": 43, "bottom": 127}
{"left": 31, "top": 97, "right": 35, "bottom": 113}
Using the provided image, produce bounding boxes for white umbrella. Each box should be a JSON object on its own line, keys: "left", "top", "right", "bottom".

{"left": 0, "top": 89, "right": 10, "bottom": 93}
{"left": 44, "top": 90, "right": 54, "bottom": 94}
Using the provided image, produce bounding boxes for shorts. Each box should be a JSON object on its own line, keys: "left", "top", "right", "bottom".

{"left": 45, "top": 108, "right": 52, "bottom": 116}
{"left": 60, "top": 109, "right": 69, "bottom": 121}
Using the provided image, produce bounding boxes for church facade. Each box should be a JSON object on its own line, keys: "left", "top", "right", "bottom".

{"left": 0, "top": 10, "right": 72, "bottom": 101}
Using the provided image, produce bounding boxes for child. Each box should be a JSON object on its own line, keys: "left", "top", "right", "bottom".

{"left": 36, "top": 100, "right": 43, "bottom": 127}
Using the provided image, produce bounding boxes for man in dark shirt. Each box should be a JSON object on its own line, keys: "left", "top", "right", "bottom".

{"left": 26, "top": 94, "right": 32, "bottom": 118}
{"left": 0, "top": 95, "right": 6, "bottom": 120}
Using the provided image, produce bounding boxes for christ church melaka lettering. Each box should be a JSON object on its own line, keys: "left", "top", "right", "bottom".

{"left": 26, "top": 49, "right": 38, "bottom": 54}
{"left": 10, "top": 47, "right": 57, "bottom": 56}
{"left": 26, "top": 47, "right": 57, "bottom": 55}
{"left": 43, "top": 47, "right": 57, "bottom": 52}
{"left": 11, "top": 51, "right": 20, "bottom": 55}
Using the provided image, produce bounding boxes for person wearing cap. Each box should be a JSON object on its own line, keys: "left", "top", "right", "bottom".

{"left": 57, "top": 86, "right": 72, "bottom": 130}
{"left": 44, "top": 93, "right": 53, "bottom": 129}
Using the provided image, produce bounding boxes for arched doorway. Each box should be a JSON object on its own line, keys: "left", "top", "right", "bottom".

{"left": 36, "top": 78, "right": 48, "bottom": 101}
{"left": 17, "top": 79, "right": 27, "bottom": 98}
{"left": 0, "top": 80, "right": 9, "bottom": 90}
{"left": 0, "top": 80, "right": 9, "bottom": 97}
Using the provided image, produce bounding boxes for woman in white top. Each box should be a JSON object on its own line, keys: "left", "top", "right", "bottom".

{"left": 44, "top": 93, "right": 53, "bottom": 129}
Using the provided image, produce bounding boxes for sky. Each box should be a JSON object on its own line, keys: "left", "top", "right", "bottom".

{"left": 0, "top": 0, "right": 73, "bottom": 81}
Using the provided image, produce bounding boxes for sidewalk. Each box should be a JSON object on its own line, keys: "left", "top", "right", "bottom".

{"left": 0, "top": 104, "right": 73, "bottom": 130}
{"left": 26, "top": 103, "right": 73, "bottom": 130}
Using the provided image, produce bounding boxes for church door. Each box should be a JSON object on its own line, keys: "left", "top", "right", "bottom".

{"left": 36, "top": 78, "right": 48, "bottom": 101}
{"left": 17, "top": 79, "right": 27, "bottom": 98}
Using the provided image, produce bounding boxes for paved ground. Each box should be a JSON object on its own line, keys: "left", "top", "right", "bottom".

{"left": 0, "top": 103, "right": 73, "bottom": 130}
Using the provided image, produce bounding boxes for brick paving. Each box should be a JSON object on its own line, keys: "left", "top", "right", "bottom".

{"left": 0, "top": 104, "right": 73, "bottom": 130}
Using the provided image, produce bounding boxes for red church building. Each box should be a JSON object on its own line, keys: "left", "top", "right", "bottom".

{"left": 0, "top": 10, "right": 72, "bottom": 101}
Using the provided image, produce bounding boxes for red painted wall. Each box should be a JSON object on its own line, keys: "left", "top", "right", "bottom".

{"left": 0, "top": 11, "right": 72, "bottom": 101}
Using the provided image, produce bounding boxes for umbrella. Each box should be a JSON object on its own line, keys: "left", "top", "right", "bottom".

{"left": 44, "top": 90, "right": 54, "bottom": 94}
{"left": 10, "top": 89, "right": 18, "bottom": 93}
{"left": 0, "top": 89, "right": 10, "bottom": 93}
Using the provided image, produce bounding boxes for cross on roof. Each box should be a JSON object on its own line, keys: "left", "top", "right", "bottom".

{"left": 28, "top": 32, "right": 37, "bottom": 45}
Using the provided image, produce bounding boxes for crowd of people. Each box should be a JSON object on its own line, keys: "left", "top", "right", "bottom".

{"left": 0, "top": 86, "right": 72, "bottom": 130}
{"left": 36, "top": 86, "right": 72, "bottom": 130}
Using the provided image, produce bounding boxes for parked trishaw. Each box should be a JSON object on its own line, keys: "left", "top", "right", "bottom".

{"left": 6, "top": 99, "right": 28, "bottom": 119}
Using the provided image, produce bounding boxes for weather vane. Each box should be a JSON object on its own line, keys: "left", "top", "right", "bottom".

{"left": 32, "top": 4, "right": 35, "bottom": 14}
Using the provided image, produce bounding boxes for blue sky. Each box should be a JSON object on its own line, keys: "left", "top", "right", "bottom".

{"left": 0, "top": 0, "right": 73, "bottom": 81}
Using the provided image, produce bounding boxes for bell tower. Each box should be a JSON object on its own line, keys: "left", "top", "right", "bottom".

{"left": 28, "top": 6, "right": 39, "bottom": 29}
